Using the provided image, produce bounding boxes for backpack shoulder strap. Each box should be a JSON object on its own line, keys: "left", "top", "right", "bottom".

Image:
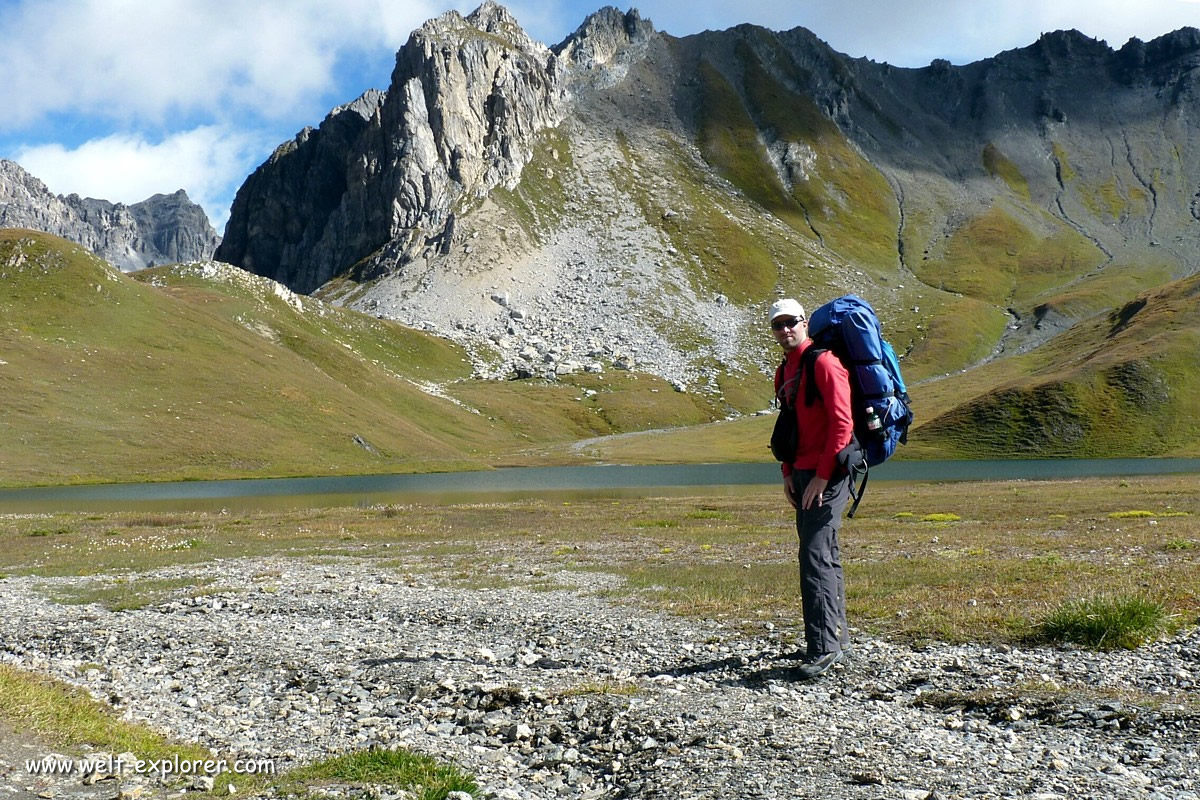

{"left": 799, "top": 346, "right": 827, "bottom": 408}
{"left": 775, "top": 357, "right": 796, "bottom": 408}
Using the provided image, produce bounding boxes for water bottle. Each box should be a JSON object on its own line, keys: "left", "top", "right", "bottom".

{"left": 865, "top": 405, "right": 882, "bottom": 432}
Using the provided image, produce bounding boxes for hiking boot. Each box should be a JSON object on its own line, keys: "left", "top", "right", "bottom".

{"left": 794, "top": 650, "right": 843, "bottom": 681}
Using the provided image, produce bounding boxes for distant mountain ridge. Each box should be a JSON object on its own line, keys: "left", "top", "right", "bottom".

{"left": 213, "top": 3, "right": 1200, "bottom": 396}
{"left": 0, "top": 159, "right": 221, "bottom": 271}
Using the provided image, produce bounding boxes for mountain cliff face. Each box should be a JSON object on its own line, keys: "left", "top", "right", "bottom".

{"left": 0, "top": 159, "right": 221, "bottom": 271}
{"left": 214, "top": 2, "right": 1200, "bottom": 408}
{"left": 216, "top": 2, "right": 583, "bottom": 293}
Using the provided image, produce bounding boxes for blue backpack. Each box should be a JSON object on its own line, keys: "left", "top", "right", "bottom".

{"left": 800, "top": 294, "right": 912, "bottom": 516}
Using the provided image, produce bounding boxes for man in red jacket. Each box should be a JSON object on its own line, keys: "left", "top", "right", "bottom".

{"left": 770, "top": 298, "right": 855, "bottom": 680}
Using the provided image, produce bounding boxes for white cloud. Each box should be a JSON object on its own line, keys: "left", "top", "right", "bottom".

{"left": 0, "top": 0, "right": 451, "bottom": 129}
{"left": 14, "top": 127, "right": 270, "bottom": 229}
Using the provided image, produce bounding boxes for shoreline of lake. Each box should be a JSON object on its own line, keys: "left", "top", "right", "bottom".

{"left": 2, "top": 458, "right": 1200, "bottom": 513}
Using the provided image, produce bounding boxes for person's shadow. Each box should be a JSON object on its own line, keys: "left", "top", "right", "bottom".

{"left": 640, "top": 649, "right": 814, "bottom": 687}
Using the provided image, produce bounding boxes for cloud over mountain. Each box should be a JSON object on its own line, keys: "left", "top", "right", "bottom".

{"left": 14, "top": 126, "right": 267, "bottom": 228}
{"left": 0, "top": 0, "right": 444, "bottom": 128}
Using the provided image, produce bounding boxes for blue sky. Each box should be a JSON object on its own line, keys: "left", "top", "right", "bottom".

{"left": 2, "top": 0, "right": 1197, "bottom": 233}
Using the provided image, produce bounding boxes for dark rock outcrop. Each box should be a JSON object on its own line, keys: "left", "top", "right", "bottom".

{"left": 0, "top": 159, "right": 221, "bottom": 271}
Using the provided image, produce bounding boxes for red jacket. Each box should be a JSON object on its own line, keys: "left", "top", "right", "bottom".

{"left": 774, "top": 339, "right": 854, "bottom": 480}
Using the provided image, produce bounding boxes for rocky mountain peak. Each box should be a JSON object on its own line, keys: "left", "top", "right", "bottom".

{"left": 415, "top": 1, "right": 547, "bottom": 57}
{"left": 1112, "top": 28, "right": 1200, "bottom": 82}
{"left": 0, "top": 158, "right": 220, "bottom": 271}
{"left": 381, "top": 1, "right": 566, "bottom": 233}
{"left": 967, "top": 28, "right": 1114, "bottom": 73}
{"left": 554, "top": 6, "right": 655, "bottom": 67}
{"left": 218, "top": 1, "right": 574, "bottom": 294}
{"left": 1035, "top": 28, "right": 1110, "bottom": 54}
{"left": 332, "top": 88, "right": 386, "bottom": 121}
{"left": 465, "top": 0, "right": 526, "bottom": 38}
{"left": 1137, "top": 26, "right": 1200, "bottom": 69}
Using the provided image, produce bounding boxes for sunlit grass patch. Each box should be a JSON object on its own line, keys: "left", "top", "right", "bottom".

{"left": 168, "top": 538, "right": 203, "bottom": 551}
{"left": 686, "top": 510, "right": 733, "bottom": 520}
{"left": 1165, "top": 539, "right": 1197, "bottom": 551}
{"left": 526, "top": 581, "right": 573, "bottom": 593}
{"left": 445, "top": 573, "right": 526, "bottom": 591}
{"left": 921, "top": 513, "right": 962, "bottom": 523}
{"left": 1039, "top": 594, "right": 1172, "bottom": 650}
{"left": 606, "top": 561, "right": 799, "bottom": 621}
{"left": 894, "top": 512, "right": 915, "bottom": 519}
{"left": 267, "top": 748, "right": 477, "bottom": 800}
{"left": 1109, "top": 510, "right": 1194, "bottom": 521}
{"left": 121, "top": 515, "right": 189, "bottom": 528}
{"left": 982, "top": 143, "right": 1031, "bottom": 200}
{"left": 40, "top": 576, "right": 213, "bottom": 612}
{"left": 562, "top": 680, "right": 641, "bottom": 697}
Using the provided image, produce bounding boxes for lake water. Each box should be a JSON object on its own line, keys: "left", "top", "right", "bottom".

{"left": 1, "top": 459, "right": 1199, "bottom": 513}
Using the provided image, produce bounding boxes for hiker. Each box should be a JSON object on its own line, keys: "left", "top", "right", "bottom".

{"left": 769, "top": 298, "right": 855, "bottom": 680}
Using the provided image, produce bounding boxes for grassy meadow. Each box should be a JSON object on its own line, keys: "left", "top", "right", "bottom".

{"left": 3, "top": 475, "right": 1197, "bottom": 647}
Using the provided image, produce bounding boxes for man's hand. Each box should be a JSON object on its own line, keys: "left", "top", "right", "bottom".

{"left": 783, "top": 476, "right": 797, "bottom": 509}
{"left": 801, "top": 475, "right": 829, "bottom": 510}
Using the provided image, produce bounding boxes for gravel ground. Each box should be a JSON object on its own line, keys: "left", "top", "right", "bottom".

{"left": 2, "top": 557, "right": 1198, "bottom": 800}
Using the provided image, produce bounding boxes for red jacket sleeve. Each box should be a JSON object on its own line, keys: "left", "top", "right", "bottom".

{"left": 814, "top": 351, "right": 854, "bottom": 480}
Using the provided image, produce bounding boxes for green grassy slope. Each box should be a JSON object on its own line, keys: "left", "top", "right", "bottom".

{"left": 0, "top": 230, "right": 767, "bottom": 487}
{"left": 911, "top": 273, "right": 1200, "bottom": 458}
{"left": 693, "top": 39, "right": 900, "bottom": 275}
{"left": 736, "top": 39, "right": 901, "bottom": 273}
{"left": 0, "top": 230, "right": 508, "bottom": 485}
{"left": 912, "top": 205, "right": 1108, "bottom": 307}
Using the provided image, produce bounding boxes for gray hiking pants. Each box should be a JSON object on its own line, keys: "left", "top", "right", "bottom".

{"left": 791, "top": 470, "right": 851, "bottom": 656}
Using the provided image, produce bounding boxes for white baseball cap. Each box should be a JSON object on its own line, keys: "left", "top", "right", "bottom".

{"left": 767, "top": 298, "right": 805, "bottom": 323}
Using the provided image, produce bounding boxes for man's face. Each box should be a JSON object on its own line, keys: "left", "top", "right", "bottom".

{"left": 771, "top": 315, "right": 806, "bottom": 351}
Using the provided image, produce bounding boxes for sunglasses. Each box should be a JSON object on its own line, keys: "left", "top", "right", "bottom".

{"left": 771, "top": 317, "right": 804, "bottom": 332}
